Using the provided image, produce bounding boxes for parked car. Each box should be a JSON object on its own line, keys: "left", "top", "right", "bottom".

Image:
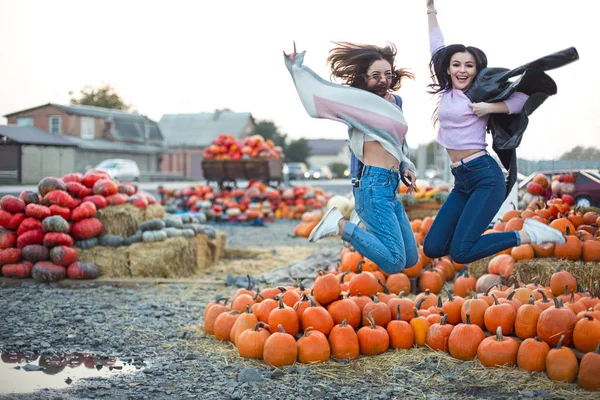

{"left": 287, "top": 162, "right": 308, "bottom": 180}
{"left": 519, "top": 169, "right": 600, "bottom": 207}
{"left": 305, "top": 166, "right": 333, "bottom": 180}
{"left": 94, "top": 159, "right": 140, "bottom": 182}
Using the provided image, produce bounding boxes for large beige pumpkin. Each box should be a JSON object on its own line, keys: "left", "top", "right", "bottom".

{"left": 327, "top": 195, "right": 353, "bottom": 219}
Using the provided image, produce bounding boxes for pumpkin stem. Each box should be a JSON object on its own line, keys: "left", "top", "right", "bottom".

{"left": 246, "top": 274, "right": 252, "bottom": 290}
{"left": 252, "top": 291, "right": 263, "bottom": 302}
{"left": 317, "top": 270, "right": 326, "bottom": 277}
{"left": 371, "top": 294, "right": 379, "bottom": 303}
{"left": 216, "top": 297, "right": 229, "bottom": 306}
{"left": 537, "top": 289, "right": 549, "bottom": 303}
{"left": 339, "top": 271, "right": 350, "bottom": 284}
{"left": 398, "top": 289, "right": 405, "bottom": 298}
{"left": 366, "top": 312, "right": 376, "bottom": 329}
{"left": 396, "top": 305, "right": 402, "bottom": 321}
{"left": 357, "top": 260, "right": 365, "bottom": 274}
{"left": 528, "top": 294, "right": 535, "bottom": 305}
{"left": 492, "top": 294, "right": 500, "bottom": 306}
{"left": 308, "top": 295, "right": 317, "bottom": 308}
{"left": 556, "top": 335, "right": 565, "bottom": 349}
{"left": 564, "top": 284, "right": 569, "bottom": 295}
{"left": 576, "top": 282, "right": 585, "bottom": 293}
{"left": 495, "top": 326, "right": 504, "bottom": 341}
{"left": 303, "top": 326, "right": 314, "bottom": 336}
{"left": 413, "top": 307, "right": 419, "bottom": 319}
{"left": 437, "top": 296, "right": 443, "bottom": 308}
{"left": 278, "top": 296, "right": 285, "bottom": 309}
{"left": 465, "top": 312, "right": 471, "bottom": 325}
{"left": 534, "top": 336, "right": 542, "bottom": 343}
{"left": 340, "top": 319, "right": 347, "bottom": 328}
{"left": 445, "top": 289, "right": 455, "bottom": 302}
{"left": 298, "top": 281, "right": 305, "bottom": 291}
{"left": 245, "top": 304, "right": 252, "bottom": 314}
{"left": 253, "top": 321, "right": 268, "bottom": 331}
{"left": 277, "top": 324, "right": 286, "bottom": 334}
{"left": 278, "top": 286, "right": 287, "bottom": 293}
{"left": 377, "top": 278, "right": 391, "bottom": 294}
{"left": 440, "top": 313, "right": 448, "bottom": 325}
{"left": 415, "top": 296, "right": 427, "bottom": 310}
{"left": 553, "top": 297, "right": 561, "bottom": 308}
{"left": 507, "top": 291, "right": 517, "bottom": 301}
{"left": 595, "top": 342, "right": 600, "bottom": 354}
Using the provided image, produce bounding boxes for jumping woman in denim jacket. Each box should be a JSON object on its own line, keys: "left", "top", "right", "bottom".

{"left": 422, "top": 0, "right": 566, "bottom": 264}
{"left": 284, "top": 41, "right": 419, "bottom": 274}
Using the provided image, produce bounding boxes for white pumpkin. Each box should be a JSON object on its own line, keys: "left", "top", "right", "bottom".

{"left": 327, "top": 195, "right": 353, "bottom": 219}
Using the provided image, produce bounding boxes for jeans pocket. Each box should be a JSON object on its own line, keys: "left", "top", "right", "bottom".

{"left": 354, "top": 188, "right": 364, "bottom": 214}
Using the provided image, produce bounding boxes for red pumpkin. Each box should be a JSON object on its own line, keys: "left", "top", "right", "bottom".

{"left": 82, "top": 195, "right": 107, "bottom": 210}
{"left": 43, "top": 190, "right": 74, "bottom": 208}
{"left": 105, "top": 194, "right": 129, "bottom": 206}
{"left": 71, "top": 202, "right": 97, "bottom": 222}
{"left": 19, "top": 190, "right": 41, "bottom": 205}
{"left": 16, "top": 218, "right": 43, "bottom": 236}
{"left": 49, "top": 205, "right": 71, "bottom": 221}
{"left": 0, "top": 195, "right": 26, "bottom": 214}
{"left": 61, "top": 173, "right": 84, "bottom": 184}
{"left": 43, "top": 232, "right": 74, "bottom": 248}
{"left": 1, "top": 261, "right": 33, "bottom": 278}
{"left": 5, "top": 213, "right": 25, "bottom": 231}
{"left": 0, "top": 210, "right": 11, "bottom": 227}
{"left": 31, "top": 261, "right": 66, "bottom": 282}
{"left": 83, "top": 170, "right": 110, "bottom": 188}
{"left": 66, "top": 182, "right": 93, "bottom": 199}
{"left": 16, "top": 229, "right": 44, "bottom": 248}
{"left": 118, "top": 183, "right": 136, "bottom": 196}
{"left": 93, "top": 179, "right": 118, "bottom": 196}
{"left": 24, "top": 204, "right": 51, "bottom": 220}
{"left": 128, "top": 194, "right": 148, "bottom": 210}
{"left": 71, "top": 218, "right": 103, "bottom": 240}
{"left": 67, "top": 261, "right": 100, "bottom": 279}
{"left": 21, "top": 245, "right": 49, "bottom": 262}
{"left": 0, "top": 248, "right": 22, "bottom": 265}
{"left": 38, "top": 177, "right": 67, "bottom": 197}
{"left": 49, "top": 246, "right": 78, "bottom": 266}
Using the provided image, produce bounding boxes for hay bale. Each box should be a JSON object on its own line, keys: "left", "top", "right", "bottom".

{"left": 467, "top": 255, "right": 494, "bottom": 278}
{"left": 97, "top": 204, "right": 166, "bottom": 238}
{"left": 144, "top": 203, "right": 165, "bottom": 220}
{"left": 513, "top": 258, "right": 600, "bottom": 290}
{"left": 77, "top": 245, "right": 131, "bottom": 277}
{"left": 128, "top": 237, "right": 197, "bottom": 278}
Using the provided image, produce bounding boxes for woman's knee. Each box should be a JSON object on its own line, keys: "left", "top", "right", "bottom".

{"left": 378, "top": 253, "right": 407, "bottom": 275}
{"left": 423, "top": 236, "right": 445, "bottom": 259}
{"left": 449, "top": 242, "right": 472, "bottom": 265}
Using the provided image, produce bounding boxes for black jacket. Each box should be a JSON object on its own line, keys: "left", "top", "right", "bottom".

{"left": 464, "top": 47, "right": 579, "bottom": 197}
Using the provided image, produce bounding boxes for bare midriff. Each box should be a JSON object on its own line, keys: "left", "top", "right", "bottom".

{"left": 363, "top": 141, "right": 400, "bottom": 171}
{"left": 446, "top": 148, "right": 485, "bottom": 164}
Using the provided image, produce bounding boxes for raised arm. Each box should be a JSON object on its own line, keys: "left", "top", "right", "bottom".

{"left": 427, "top": 0, "right": 444, "bottom": 55}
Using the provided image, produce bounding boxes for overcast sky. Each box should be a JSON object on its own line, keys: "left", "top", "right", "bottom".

{"left": 0, "top": 0, "right": 597, "bottom": 160}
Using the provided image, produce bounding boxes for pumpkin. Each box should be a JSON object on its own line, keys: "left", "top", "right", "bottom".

{"left": 545, "top": 335, "right": 579, "bottom": 383}
{"left": 442, "top": 290, "right": 464, "bottom": 325}
{"left": 1, "top": 261, "right": 33, "bottom": 278}
{"left": 487, "top": 254, "right": 515, "bottom": 279}
{"left": 61, "top": 172, "right": 83, "bottom": 184}
{"left": 348, "top": 261, "right": 379, "bottom": 297}
{"left": 17, "top": 218, "right": 43, "bottom": 236}
{"left": 118, "top": 183, "right": 136, "bottom": 196}
{"left": 74, "top": 237, "right": 99, "bottom": 250}
{"left": 3, "top": 213, "right": 25, "bottom": 231}
{"left": 550, "top": 267, "right": 577, "bottom": 297}
{"left": 31, "top": 261, "right": 66, "bottom": 282}
{"left": 511, "top": 244, "right": 534, "bottom": 261}
{"left": 105, "top": 193, "right": 129, "bottom": 206}
{"left": 203, "top": 298, "right": 230, "bottom": 335}
{"left": 230, "top": 305, "right": 259, "bottom": 345}
{"left": 414, "top": 289, "right": 439, "bottom": 310}
{"left": 340, "top": 250, "right": 363, "bottom": 273}
{"left": 357, "top": 313, "right": 390, "bottom": 356}
{"left": 42, "top": 216, "right": 70, "bottom": 233}
{"left": 0, "top": 210, "right": 10, "bottom": 227}
{"left": 403, "top": 256, "right": 423, "bottom": 278}
{"left": 514, "top": 295, "right": 542, "bottom": 340}
{"left": 17, "top": 229, "right": 44, "bottom": 248}
{"left": 517, "top": 336, "right": 550, "bottom": 373}
{"left": 582, "top": 239, "right": 600, "bottom": 262}
{"left": 426, "top": 314, "right": 454, "bottom": 353}
{"left": 419, "top": 268, "right": 445, "bottom": 294}
{"left": 277, "top": 287, "right": 301, "bottom": 308}
{"left": 128, "top": 194, "right": 148, "bottom": 210}
{"left": 19, "top": 190, "right": 41, "bottom": 205}
{"left": 387, "top": 292, "right": 415, "bottom": 322}
{"left": 267, "top": 296, "right": 299, "bottom": 336}
{"left": 0, "top": 195, "right": 26, "bottom": 213}
{"left": 537, "top": 297, "right": 577, "bottom": 347}
{"left": 24, "top": 204, "right": 51, "bottom": 221}
{"left": 326, "top": 295, "right": 361, "bottom": 329}
{"left": 453, "top": 271, "right": 476, "bottom": 298}
{"left": 313, "top": 270, "right": 341, "bottom": 306}
{"left": 531, "top": 243, "right": 555, "bottom": 258}
{"left": 71, "top": 218, "right": 103, "bottom": 240}
{"left": 71, "top": 202, "right": 97, "bottom": 222}
{"left": 460, "top": 294, "right": 489, "bottom": 329}
{"left": 237, "top": 321, "right": 270, "bottom": 360}
{"left": 385, "top": 272, "right": 411, "bottom": 295}
{"left": 21, "top": 244, "right": 49, "bottom": 262}
{"left": 573, "top": 314, "right": 600, "bottom": 353}
{"left": 49, "top": 246, "right": 78, "bottom": 266}
{"left": 0, "top": 248, "right": 22, "bottom": 265}
{"left": 475, "top": 274, "right": 503, "bottom": 293}
{"left": 0, "top": 228, "right": 17, "bottom": 249}
{"left": 93, "top": 179, "right": 118, "bottom": 196}
{"left": 67, "top": 261, "right": 100, "bottom": 279}
{"left": 385, "top": 305, "right": 413, "bottom": 350}
{"left": 410, "top": 308, "right": 431, "bottom": 346}
{"left": 82, "top": 195, "right": 108, "bottom": 210}
{"left": 550, "top": 218, "right": 576, "bottom": 236}
{"left": 49, "top": 205, "right": 70, "bottom": 221}
{"left": 213, "top": 310, "right": 241, "bottom": 341}
{"left": 99, "top": 235, "right": 125, "bottom": 247}
{"left": 66, "top": 182, "right": 92, "bottom": 199}
{"left": 263, "top": 324, "right": 298, "bottom": 367}
{"left": 477, "top": 326, "right": 519, "bottom": 368}
{"left": 448, "top": 313, "right": 486, "bottom": 361}
{"left": 139, "top": 219, "right": 166, "bottom": 232}
{"left": 578, "top": 343, "right": 600, "bottom": 391}
{"left": 43, "top": 233, "right": 74, "bottom": 248}
{"left": 254, "top": 297, "right": 279, "bottom": 324}
{"left": 83, "top": 170, "right": 110, "bottom": 188}
{"left": 554, "top": 232, "right": 582, "bottom": 261}
{"left": 43, "top": 190, "right": 73, "bottom": 209}
{"left": 297, "top": 327, "right": 331, "bottom": 363}
{"left": 37, "top": 177, "right": 67, "bottom": 197}
{"left": 329, "top": 319, "right": 360, "bottom": 360}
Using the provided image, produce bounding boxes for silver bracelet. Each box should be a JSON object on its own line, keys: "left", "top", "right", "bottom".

{"left": 427, "top": 8, "right": 437, "bottom": 14}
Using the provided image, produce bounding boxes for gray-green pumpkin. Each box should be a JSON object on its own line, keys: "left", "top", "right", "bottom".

{"left": 142, "top": 230, "right": 167, "bottom": 243}
{"left": 74, "top": 237, "right": 99, "bottom": 249}
{"left": 164, "top": 228, "right": 182, "bottom": 238}
{"left": 139, "top": 219, "right": 166, "bottom": 232}
{"left": 42, "top": 215, "right": 70, "bottom": 233}
{"left": 181, "top": 229, "right": 195, "bottom": 238}
{"left": 100, "top": 235, "right": 125, "bottom": 247}
{"left": 123, "top": 231, "right": 143, "bottom": 246}
{"left": 164, "top": 217, "right": 183, "bottom": 229}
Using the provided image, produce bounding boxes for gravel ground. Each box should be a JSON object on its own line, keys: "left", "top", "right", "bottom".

{"left": 0, "top": 221, "right": 590, "bottom": 400}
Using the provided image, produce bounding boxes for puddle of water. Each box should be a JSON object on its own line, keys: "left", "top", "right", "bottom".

{"left": 0, "top": 352, "right": 144, "bottom": 394}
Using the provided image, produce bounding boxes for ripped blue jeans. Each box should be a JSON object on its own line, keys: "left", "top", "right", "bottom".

{"left": 341, "top": 165, "right": 419, "bottom": 274}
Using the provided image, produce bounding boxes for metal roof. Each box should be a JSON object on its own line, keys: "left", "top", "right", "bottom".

{"left": 0, "top": 126, "right": 77, "bottom": 146}
{"left": 159, "top": 111, "right": 254, "bottom": 147}
{"left": 66, "top": 137, "right": 167, "bottom": 154}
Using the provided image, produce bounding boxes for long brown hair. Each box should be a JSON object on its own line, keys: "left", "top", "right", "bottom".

{"left": 326, "top": 41, "right": 414, "bottom": 91}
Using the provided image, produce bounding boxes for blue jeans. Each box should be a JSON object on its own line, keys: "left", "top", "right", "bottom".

{"left": 423, "top": 154, "right": 519, "bottom": 264}
{"left": 341, "top": 165, "right": 419, "bottom": 274}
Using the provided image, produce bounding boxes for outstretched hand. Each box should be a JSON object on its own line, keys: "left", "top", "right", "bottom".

{"left": 426, "top": 0, "right": 435, "bottom": 8}
{"left": 283, "top": 41, "right": 300, "bottom": 64}
{"left": 403, "top": 170, "right": 418, "bottom": 194}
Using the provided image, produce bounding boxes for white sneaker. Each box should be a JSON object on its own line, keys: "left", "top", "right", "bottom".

{"left": 350, "top": 210, "right": 361, "bottom": 226}
{"left": 523, "top": 218, "right": 567, "bottom": 245}
{"left": 308, "top": 207, "right": 344, "bottom": 243}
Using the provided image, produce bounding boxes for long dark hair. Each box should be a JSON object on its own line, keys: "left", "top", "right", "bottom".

{"left": 428, "top": 44, "right": 488, "bottom": 124}
{"left": 327, "top": 41, "right": 414, "bottom": 91}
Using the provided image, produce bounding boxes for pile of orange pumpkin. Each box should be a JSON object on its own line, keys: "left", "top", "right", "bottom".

{"left": 202, "top": 134, "right": 284, "bottom": 161}
{"left": 203, "top": 254, "right": 599, "bottom": 390}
